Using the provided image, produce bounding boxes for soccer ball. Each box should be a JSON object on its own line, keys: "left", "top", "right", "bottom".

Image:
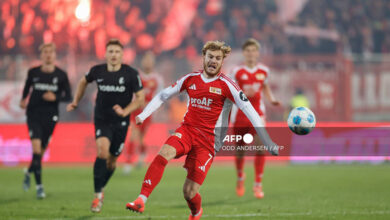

{"left": 287, "top": 107, "right": 316, "bottom": 135}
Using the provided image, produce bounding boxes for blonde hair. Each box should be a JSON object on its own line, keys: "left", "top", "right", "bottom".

{"left": 202, "top": 40, "right": 231, "bottom": 58}
{"left": 242, "top": 38, "right": 260, "bottom": 50}
{"left": 39, "top": 42, "right": 56, "bottom": 52}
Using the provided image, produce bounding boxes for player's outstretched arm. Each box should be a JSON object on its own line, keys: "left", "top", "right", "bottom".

{"left": 113, "top": 89, "right": 145, "bottom": 117}
{"left": 67, "top": 77, "right": 88, "bottom": 112}
{"left": 224, "top": 78, "right": 279, "bottom": 155}
{"left": 136, "top": 84, "right": 180, "bottom": 124}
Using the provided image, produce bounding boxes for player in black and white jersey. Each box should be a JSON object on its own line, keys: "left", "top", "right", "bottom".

{"left": 20, "top": 42, "right": 72, "bottom": 199}
{"left": 67, "top": 39, "right": 145, "bottom": 213}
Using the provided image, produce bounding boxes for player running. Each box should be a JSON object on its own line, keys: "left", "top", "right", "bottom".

{"left": 21, "top": 42, "right": 72, "bottom": 199}
{"left": 230, "top": 38, "right": 280, "bottom": 199}
{"left": 125, "top": 41, "right": 279, "bottom": 220}
{"left": 67, "top": 39, "right": 145, "bottom": 213}
{"left": 124, "top": 51, "right": 164, "bottom": 173}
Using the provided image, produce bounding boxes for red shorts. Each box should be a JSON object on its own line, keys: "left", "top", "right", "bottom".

{"left": 233, "top": 116, "right": 266, "bottom": 146}
{"left": 131, "top": 113, "right": 151, "bottom": 133}
{"left": 165, "top": 124, "right": 215, "bottom": 185}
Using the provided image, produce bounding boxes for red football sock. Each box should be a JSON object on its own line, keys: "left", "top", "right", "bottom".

{"left": 126, "top": 141, "right": 136, "bottom": 163}
{"left": 254, "top": 155, "right": 266, "bottom": 184}
{"left": 186, "top": 193, "right": 202, "bottom": 216}
{"left": 140, "top": 155, "right": 168, "bottom": 197}
{"left": 235, "top": 156, "right": 245, "bottom": 179}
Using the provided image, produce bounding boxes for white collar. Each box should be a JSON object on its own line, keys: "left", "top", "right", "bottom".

{"left": 243, "top": 65, "right": 259, "bottom": 73}
{"left": 201, "top": 72, "right": 220, "bottom": 83}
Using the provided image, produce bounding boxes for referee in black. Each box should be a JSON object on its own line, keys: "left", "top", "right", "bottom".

{"left": 67, "top": 39, "right": 145, "bottom": 212}
{"left": 20, "top": 42, "right": 72, "bottom": 199}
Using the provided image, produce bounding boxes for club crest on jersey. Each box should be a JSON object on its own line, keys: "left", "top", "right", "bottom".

{"left": 119, "top": 77, "right": 124, "bottom": 85}
{"left": 241, "top": 74, "right": 248, "bottom": 80}
{"left": 209, "top": 87, "right": 221, "bottom": 95}
{"left": 239, "top": 91, "right": 248, "bottom": 102}
{"left": 52, "top": 77, "right": 58, "bottom": 84}
{"left": 255, "top": 73, "right": 265, "bottom": 80}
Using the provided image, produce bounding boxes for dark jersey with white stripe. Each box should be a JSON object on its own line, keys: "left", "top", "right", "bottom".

{"left": 22, "top": 66, "right": 72, "bottom": 116}
{"left": 85, "top": 64, "right": 143, "bottom": 123}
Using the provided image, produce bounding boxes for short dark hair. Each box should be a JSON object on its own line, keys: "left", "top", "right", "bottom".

{"left": 106, "top": 39, "right": 123, "bottom": 49}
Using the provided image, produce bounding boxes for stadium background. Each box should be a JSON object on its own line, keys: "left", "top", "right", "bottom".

{"left": 1, "top": 1, "right": 390, "bottom": 219}
{"left": 1, "top": 0, "right": 389, "bottom": 165}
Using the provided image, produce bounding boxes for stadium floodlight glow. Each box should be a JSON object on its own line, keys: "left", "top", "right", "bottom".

{"left": 75, "top": 0, "right": 91, "bottom": 23}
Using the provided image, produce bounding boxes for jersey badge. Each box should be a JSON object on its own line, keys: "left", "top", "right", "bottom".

{"left": 255, "top": 73, "right": 265, "bottom": 80}
{"left": 239, "top": 91, "right": 248, "bottom": 102}
{"left": 119, "top": 77, "right": 124, "bottom": 85}
{"left": 209, "top": 87, "right": 221, "bottom": 95}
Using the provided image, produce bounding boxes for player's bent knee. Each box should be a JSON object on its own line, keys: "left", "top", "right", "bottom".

{"left": 158, "top": 144, "right": 177, "bottom": 161}
{"left": 183, "top": 186, "right": 198, "bottom": 200}
{"left": 96, "top": 138, "right": 110, "bottom": 159}
{"left": 31, "top": 139, "right": 42, "bottom": 154}
{"left": 97, "top": 151, "right": 109, "bottom": 159}
{"left": 183, "top": 179, "right": 200, "bottom": 200}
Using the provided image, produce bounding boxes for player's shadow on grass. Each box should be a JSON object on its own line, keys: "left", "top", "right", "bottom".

{"left": 169, "top": 197, "right": 253, "bottom": 209}
{"left": 74, "top": 215, "right": 94, "bottom": 220}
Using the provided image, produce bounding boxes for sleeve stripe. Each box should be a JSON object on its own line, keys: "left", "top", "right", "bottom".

{"left": 221, "top": 74, "right": 241, "bottom": 91}
{"left": 176, "top": 72, "right": 200, "bottom": 82}
{"left": 175, "top": 72, "right": 201, "bottom": 90}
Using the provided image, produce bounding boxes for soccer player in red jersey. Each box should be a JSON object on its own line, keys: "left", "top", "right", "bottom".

{"left": 125, "top": 41, "right": 278, "bottom": 220}
{"left": 124, "top": 51, "right": 164, "bottom": 173}
{"left": 230, "top": 38, "right": 280, "bottom": 199}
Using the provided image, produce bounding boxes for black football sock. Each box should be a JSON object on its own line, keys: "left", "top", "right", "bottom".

{"left": 27, "top": 156, "right": 35, "bottom": 173}
{"left": 31, "top": 154, "right": 42, "bottom": 185}
{"left": 102, "top": 167, "right": 116, "bottom": 188}
{"left": 93, "top": 158, "right": 107, "bottom": 193}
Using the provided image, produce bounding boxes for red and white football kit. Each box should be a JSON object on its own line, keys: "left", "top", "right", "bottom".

{"left": 230, "top": 64, "right": 271, "bottom": 197}
{"left": 137, "top": 70, "right": 276, "bottom": 185}
{"left": 231, "top": 64, "right": 270, "bottom": 135}
{"left": 131, "top": 72, "right": 164, "bottom": 132}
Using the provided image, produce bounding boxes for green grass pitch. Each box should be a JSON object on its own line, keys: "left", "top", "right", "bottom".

{"left": 1, "top": 163, "right": 390, "bottom": 219}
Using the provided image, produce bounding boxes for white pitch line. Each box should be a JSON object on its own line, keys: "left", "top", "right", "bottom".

{"left": 28, "top": 210, "right": 390, "bottom": 220}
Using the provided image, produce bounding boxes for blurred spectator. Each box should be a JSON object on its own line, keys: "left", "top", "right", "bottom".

{"left": 2, "top": 0, "right": 390, "bottom": 59}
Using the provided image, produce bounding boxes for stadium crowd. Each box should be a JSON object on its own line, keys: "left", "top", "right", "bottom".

{"left": 2, "top": 0, "right": 390, "bottom": 58}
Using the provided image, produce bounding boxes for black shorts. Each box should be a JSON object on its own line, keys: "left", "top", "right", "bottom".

{"left": 94, "top": 119, "right": 129, "bottom": 157}
{"left": 27, "top": 113, "right": 58, "bottom": 149}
